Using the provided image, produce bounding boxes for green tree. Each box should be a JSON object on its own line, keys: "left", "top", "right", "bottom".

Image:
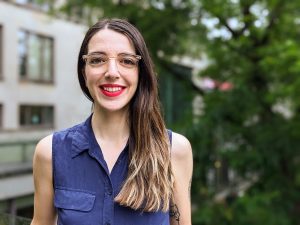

{"left": 188, "top": 0, "right": 300, "bottom": 224}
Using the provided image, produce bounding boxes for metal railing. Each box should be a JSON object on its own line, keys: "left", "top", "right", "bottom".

{"left": 0, "top": 141, "right": 37, "bottom": 223}
{"left": 0, "top": 141, "right": 37, "bottom": 164}
{"left": 0, "top": 213, "right": 31, "bottom": 225}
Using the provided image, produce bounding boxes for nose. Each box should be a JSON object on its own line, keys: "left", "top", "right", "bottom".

{"left": 104, "top": 58, "right": 120, "bottom": 79}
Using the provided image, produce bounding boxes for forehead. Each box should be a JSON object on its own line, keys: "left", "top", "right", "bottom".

{"left": 87, "top": 28, "right": 135, "bottom": 54}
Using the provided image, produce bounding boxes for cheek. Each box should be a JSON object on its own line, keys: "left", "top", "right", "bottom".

{"left": 84, "top": 68, "right": 98, "bottom": 84}
{"left": 131, "top": 70, "right": 139, "bottom": 84}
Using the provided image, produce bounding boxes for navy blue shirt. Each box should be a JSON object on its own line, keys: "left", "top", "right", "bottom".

{"left": 52, "top": 115, "right": 170, "bottom": 225}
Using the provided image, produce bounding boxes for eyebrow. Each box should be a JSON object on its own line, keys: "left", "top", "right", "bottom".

{"left": 87, "top": 51, "right": 105, "bottom": 55}
{"left": 87, "top": 51, "right": 137, "bottom": 56}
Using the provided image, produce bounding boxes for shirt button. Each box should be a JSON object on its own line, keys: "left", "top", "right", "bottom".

{"left": 107, "top": 190, "right": 113, "bottom": 196}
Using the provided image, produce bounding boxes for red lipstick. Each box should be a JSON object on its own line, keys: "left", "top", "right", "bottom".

{"left": 100, "top": 84, "right": 125, "bottom": 97}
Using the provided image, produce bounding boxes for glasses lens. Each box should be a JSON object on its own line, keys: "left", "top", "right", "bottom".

{"left": 118, "top": 55, "right": 139, "bottom": 68}
{"left": 84, "top": 53, "right": 141, "bottom": 72}
{"left": 87, "top": 54, "right": 107, "bottom": 66}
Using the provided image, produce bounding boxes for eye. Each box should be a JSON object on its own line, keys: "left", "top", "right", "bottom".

{"left": 89, "top": 55, "right": 107, "bottom": 66}
{"left": 119, "top": 56, "right": 137, "bottom": 67}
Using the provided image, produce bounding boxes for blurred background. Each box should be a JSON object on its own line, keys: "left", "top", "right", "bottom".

{"left": 0, "top": 0, "right": 299, "bottom": 224}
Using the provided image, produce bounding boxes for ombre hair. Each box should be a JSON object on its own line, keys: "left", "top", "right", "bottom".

{"left": 77, "top": 18, "right": 173, "bottom": 212}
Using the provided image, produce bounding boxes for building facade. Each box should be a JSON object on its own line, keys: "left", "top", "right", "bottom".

{"left": 0, "top": 0, "right": 91, "bottom": 218}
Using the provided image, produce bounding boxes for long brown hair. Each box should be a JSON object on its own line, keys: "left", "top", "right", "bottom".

{"left": 77, "top": 18, "right": 173, "bottom": 212}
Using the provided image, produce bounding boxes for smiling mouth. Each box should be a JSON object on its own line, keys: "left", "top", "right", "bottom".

{"left": 99, "top": 85, "right": 125, "bottom": 97}
{"left": 102, "top": 86, "right": 122, "bottom": 93}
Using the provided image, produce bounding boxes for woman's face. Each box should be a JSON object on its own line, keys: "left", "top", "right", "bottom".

{"left": 84, "top": 29, "right": 139, "bottom": 113}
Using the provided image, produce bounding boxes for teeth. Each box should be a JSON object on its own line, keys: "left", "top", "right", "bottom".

{"left": 103, "top": 87, "right": 122, "bottom": 92}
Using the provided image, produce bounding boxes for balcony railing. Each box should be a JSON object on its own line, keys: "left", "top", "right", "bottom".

{"left": 0, "top": 213, "right": 31, "bottom": 225}
{"left": 0, "top": 141, "right": 37, "bottom": 164}
{"left": 0, "top": 141, "right": 37, "bottom": 222}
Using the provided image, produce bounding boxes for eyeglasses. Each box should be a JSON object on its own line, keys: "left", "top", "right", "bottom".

{"left": 82, "top": 53, "right": 141, "bottom": 71}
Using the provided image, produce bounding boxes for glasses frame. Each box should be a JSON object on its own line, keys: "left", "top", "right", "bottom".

{"left": 82, "top": 53, "right": 142, "bottom": 69}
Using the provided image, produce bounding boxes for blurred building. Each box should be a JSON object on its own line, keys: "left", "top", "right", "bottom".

{"left": 0, "top": 0, "right": 91, "bottom": 218}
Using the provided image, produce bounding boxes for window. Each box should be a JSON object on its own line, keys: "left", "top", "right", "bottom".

{"left": 0, "top": 104, "right": 2, "bottom": 129}
{"left": 20, "top": 105, "right": 54, "bottom": 128}
{"left": 15, "top": 0, "right": 52, "bottom": 11}
{"left": 18, "top": 30, "right": 54, "bottom": 83}
{"left": 0, "top": 25, "right": 2, "bottom": 80}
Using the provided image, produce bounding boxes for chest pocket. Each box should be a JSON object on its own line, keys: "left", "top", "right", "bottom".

{"left": 54, "top": 187, "right": 96, "bottom": 225}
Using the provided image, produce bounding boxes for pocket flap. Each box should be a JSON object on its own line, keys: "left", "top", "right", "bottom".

{"left": 54, "top": 188, "right": 96, "bottom": 212}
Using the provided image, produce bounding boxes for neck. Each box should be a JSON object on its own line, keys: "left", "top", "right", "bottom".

{"left": 91, "top": 106, "right": 130, "bottom": 141}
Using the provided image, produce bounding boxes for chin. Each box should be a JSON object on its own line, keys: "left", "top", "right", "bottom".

{"left": 97, "top": 102, "right": 129, "bottom": 113}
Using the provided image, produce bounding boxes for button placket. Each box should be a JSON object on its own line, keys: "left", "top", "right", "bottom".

{"left": 107, "top": 189, "right": 113, "bottom": 196}
{"left": 103, "top": 177, "right": 114, "bottom": 225}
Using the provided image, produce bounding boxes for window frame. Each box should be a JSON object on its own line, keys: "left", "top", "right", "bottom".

{"left": 19, "top": 104, "right": 55, "bottom": 129}
{"left": 0, "top": 25, "right": 2, "bottom": 80}
{"left": 15, "top": 0, "right": 52, "bottom": 12}
{"left": 0, "top": 104, "right": 2, "bottom": 129}
{"left": 18, "top": 29, "right": 54, "bottom": 84}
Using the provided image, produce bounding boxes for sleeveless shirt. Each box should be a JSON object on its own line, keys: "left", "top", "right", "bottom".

{"left": 52, "top": 115, "right": 171, "bottom": 225}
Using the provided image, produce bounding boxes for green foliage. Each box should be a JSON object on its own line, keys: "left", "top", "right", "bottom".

{"left": 190, "top": 0, "right": 300, "bottom": 224}
{"left": 193, "top": 191, "right": 293, "bottom": 225}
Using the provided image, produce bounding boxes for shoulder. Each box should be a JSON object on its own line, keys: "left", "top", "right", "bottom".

{"left": 54, "top": 122, "right": 84, "bottom": 138}
{"left": 32, "top": 135, "right": 57, "bottom": 224}
{"left": 53, "top": 119, "right": 90, "bottom": 143}
{"left": 33, "top": 135, "right": 54, "bottom": 184}
{"left": 33, "top": 134, "right": 53, "bottom": 165}
{"left": 170, "top": 132, "right": 193, "bottom": 163}
{"left": 170, "top": 132, "right": 193, "bottom": 181}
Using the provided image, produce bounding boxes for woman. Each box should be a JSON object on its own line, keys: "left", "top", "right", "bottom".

{"left": 31, "top": 18, "right": 193, "bottom": 225}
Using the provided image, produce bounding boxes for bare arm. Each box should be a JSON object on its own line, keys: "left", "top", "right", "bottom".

{"left": 31, "top": 135, "right": 57, "bottom": 225}
{"left": 170, "top": 132, "right": 193, "bottom": 225}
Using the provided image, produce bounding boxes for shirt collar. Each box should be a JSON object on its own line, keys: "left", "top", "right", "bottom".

{"left": 71, "top": 114, "right": 93, "bottom": 158}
